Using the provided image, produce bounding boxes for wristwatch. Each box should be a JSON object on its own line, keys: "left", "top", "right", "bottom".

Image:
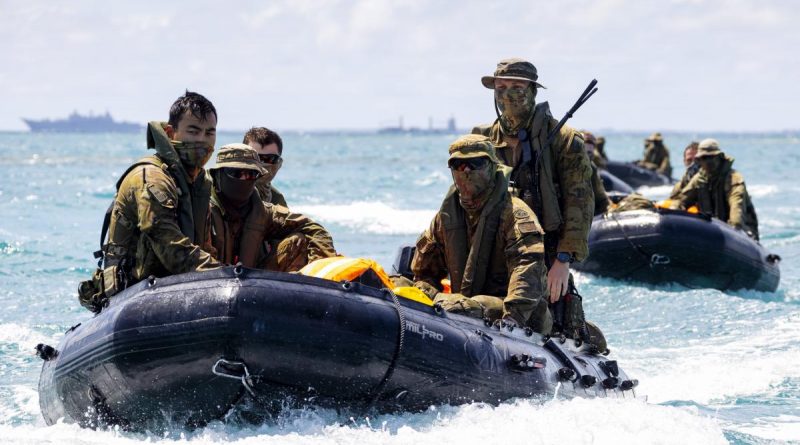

{"left": 556, "top": 252, "right": 574, "bottom": 264}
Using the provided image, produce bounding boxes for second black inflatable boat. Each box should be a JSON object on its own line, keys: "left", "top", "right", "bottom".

{"left": 573, "top": 209, "right": 780, "bottom": 292}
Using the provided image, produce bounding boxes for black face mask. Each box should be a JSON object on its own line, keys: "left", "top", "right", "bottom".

{"left": 217, "top": 170, "right": 256, "bottom": 208}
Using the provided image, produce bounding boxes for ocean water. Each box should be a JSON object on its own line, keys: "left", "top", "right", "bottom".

{"left": 1, "top": 130, "right": 799, "bottom": 444}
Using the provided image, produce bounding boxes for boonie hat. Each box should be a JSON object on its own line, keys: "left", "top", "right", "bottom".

{"left": 447, "top": 134, "right": 499, "bottom": 163}
{"left": 210, "top": 143, "right": 266, "bottom": 174}
{"left": 694, "top": 138, "right": 723, "bottom": 159}
{"left": 581, "top": 130, "right": 596, "bottom": 145}
{"left": 645, "top": 132, "right": 663, "bottom": 142}
{"left": 481, "top": 58, "right": 546, "bottom": 90}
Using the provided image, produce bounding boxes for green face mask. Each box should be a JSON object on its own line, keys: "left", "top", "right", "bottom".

{"left": 452, "top": 163, "right": 496, "bottom": 211}
{"left": 495, "top": 86, "right": 535, "bottom": 134}
{"left": 172, "top": 140, "right": 213, "bottom": 171}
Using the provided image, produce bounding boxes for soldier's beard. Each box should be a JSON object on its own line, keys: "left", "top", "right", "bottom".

{"left": 496, "top": 86, "right": 535, "bottom": 135}
{"left": 173, "top": 140, "right": 213, "bottom": 178}
{"left": 453, "top": 167, "right": 495, "bottom": 211}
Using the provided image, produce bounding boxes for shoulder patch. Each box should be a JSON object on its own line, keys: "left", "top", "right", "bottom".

{"left": 513, "top": 208, "right": 530, "bottom": 220}
{"left": 146, "top": 183, "right": 175, "bottom": 208}
{"left": 517, "top": 221, "right": 540, "bottom": 235}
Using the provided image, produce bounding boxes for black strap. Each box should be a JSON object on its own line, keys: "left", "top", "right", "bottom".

{"left": 93, "top": 201, "right": 115, "bottom": 266}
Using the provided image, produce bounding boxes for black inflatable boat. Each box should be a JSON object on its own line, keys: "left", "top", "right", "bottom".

{"left": 604, "top": 160, "right": 672, "bottom": 188}
{"left": 599, "top": 170, "right": 634, "bottom": 194}
{"left": 37, "top": 267, "right": 638, "bottom": 430}
{"left": 574, "top": 209, "right": 780, "bottom": 292}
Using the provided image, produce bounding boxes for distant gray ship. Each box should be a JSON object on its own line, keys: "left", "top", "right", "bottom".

{"left": 378, "top": 116, "right": 458, "bottom": 135}
{"left": 22, "top": 111, "right": 142, "bottom": 133}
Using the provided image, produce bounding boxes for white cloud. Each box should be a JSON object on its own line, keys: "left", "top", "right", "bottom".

{"left": 0, "top": 0, "right": 798, "bottom": 132}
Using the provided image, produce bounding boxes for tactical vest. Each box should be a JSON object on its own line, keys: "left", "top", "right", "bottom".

{"left": 207, "top": 189, "right": 268, "bottom": 267}
{"left": 696, "top": 157, "right": 759, "bottom": 239}
{"left": 475, "top": 102, "right": 573, "bottom": 233}
{"left": 104, "top": 122, "right": 211, "bottom": 275}
{"left": 439, "top": 167, "right": 512, "bottom": 297}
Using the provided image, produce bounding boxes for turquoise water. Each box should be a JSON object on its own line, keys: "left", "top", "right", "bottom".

{"left": 1, "top": 131, "right": 799, "bottom": 444}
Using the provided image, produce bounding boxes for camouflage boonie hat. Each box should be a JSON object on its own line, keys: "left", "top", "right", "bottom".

{"left": 645, "top": 132, "right": 663, "bottom": 142}
{"left": 210, "top": 143, "right": 266, "bottom": 174}
{"left": 481, "top": 58, "right": 546, "bottom": 90}
{"left": 695, "top": 138, "right": 723, "bottom": 159}
{"left": 447, "top": 134, "right": 499, "bottom": 163}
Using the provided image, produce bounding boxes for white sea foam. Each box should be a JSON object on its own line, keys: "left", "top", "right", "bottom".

{"left": 634, "top": 184, "right": 672, "bottom": 200}
{"left": 0, "top": 323, "right": 50, "bottom": 352}
{"left": 294, "top": 202, "right": 436, "bottom": 235}
{"left": 0, "top": 398, "right": 727, "bottom": 445}
{"left": 735, "top": 414, "right": 800, "bottom": 442}
{"left": 748, "top": 184, "right": 779, "bottom": 198}
{"left": 625, "top": 311, "right": 800, "bottom": 406}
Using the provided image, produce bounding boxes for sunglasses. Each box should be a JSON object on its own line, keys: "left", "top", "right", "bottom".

{"left": 449, "top": 157, "right": 490, "bottom": 171}
{"left": 258, "top": 153, "right": 282, "bottom": 164}
{"left": 224, "top": 168, "right": 261, "bottom": 181}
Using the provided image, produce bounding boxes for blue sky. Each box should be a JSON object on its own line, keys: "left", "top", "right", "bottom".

{"left": 1, "top": 0, "right": 797, "bottom": 132}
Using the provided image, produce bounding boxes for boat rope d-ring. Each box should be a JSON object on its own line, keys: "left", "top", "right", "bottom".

{"left": 212, "top": 358, "right": 257, "bottom": 397}
{"left": 233, "top": 262, "right": 244, "bottom": 278}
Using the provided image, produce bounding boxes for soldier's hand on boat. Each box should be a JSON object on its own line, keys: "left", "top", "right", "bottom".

{"left": 548, "top": 261, "right": 570, "bottom": 302}
{"left": 494, "top": 315, "right": 520, "bottom": 330}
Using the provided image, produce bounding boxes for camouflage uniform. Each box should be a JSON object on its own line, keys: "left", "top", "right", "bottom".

{"left": 590, "top": 164, "right": 611, "bottom": 216}
{"left": 582, "top": 131, "right": 611, "bottom": 216}
{"left": 669, "top": 162, "right": 701, "bottom": 199}
{"left": 595, "top": 136, "right": 609, "bottom": 166}
{"left": 411, "top": 135, "right": 551, "bottom": 333}
{"left": 637, "top": 132, "right": 672, "bottom": 178}
{"left": 79, "top": 122, "right": 221, "bottom": 311}
{"left": 205, "top": 144, "right": 336, "bottom": 272}
{"left": 255, "top": 179, "right": 288, "bottom": 207}
{"left": 473, "top": 59, "right": 594, "bottom": 266}
{"left": 670, "top": 139, "right": 759, "bottom": 240}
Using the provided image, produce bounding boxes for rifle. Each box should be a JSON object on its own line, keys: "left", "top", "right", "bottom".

{"left": 518, "top": 79, "right": 598, "bottom": 220}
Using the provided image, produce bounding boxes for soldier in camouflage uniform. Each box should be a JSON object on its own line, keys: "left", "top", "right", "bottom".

{"left": 637, "top": 132, "right": 672, "bottom": 178}
{"left": 595, "top": 136, "right": 609, "bottom": 167}
{"left": 206, "top": 144, "right": 337, "bottom": 272}
{"left": 243, "top": 127, "right": 288, "bottom": 207}
{"left": 78, "top": 91, "right": 222, "bottom": 312}
{"left": 411, "top": 135, "right": 551, "bottom": 333}
{"left": 670, "top": 139, "right": 759, "bottom": 240}
{"left": 472, "top": 59, "right": 593, "bottom": 304}
{"left": 582, "top": 131, "right": 612, "bottom": 215}
{"left": 669, "top": 141, "right": 700, "bottom": 198}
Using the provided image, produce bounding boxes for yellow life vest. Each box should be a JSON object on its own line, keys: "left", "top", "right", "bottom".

{"left": 300, "top": 257, "right": 433, "bottom": 306}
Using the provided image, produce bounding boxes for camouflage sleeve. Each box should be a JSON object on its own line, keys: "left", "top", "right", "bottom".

{"left": 265, "top": 204, "right": 337, "bottom": 261}
{"left": 270, "top": 186, "right": 288, "bottom": 208}
{"left": 727, "top": 172, "right": 748, "bottom": 229}
{"left": 658, "top": 149, "right": 672, "bottom": 177}
{"left": 669, "top": 173, "right": 704, "bottom": 210}
{"left": 555, "top": 128, "right": 594, "bottom": 261}
{"left": 411, "top": 213, "right": 448, "bottom": 298}
{"left": 591, "top": 165, "right": 610, "bottom": 215}
{"left": 501, "top": 199, "right": 548, "bottom": 326}
{"left": 130, "top": 166, "right": 221, "bottom": 274}
{"left": 669, "top": 176, "right": 686, "bottom": 199}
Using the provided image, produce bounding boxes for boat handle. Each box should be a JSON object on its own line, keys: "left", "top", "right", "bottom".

{"left": 212, "top": 358, "right": 256, "bottom": 396}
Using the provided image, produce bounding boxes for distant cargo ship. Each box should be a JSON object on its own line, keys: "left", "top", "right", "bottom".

{"left": 21, "top": 111, "right": 142, "bottom": 133}
{"left": 378, "top": 116, "right": 458, "bottom": 135}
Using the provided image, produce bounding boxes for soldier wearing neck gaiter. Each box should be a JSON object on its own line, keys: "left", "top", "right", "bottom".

{"left": 205, "top": 144, "right": 337, "bottom": 272}
{"left": 411, "top": 134, "right": 552, "bottom": 333}
{"left": 79, "top": 91, "right": 222, "bottom": 312}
